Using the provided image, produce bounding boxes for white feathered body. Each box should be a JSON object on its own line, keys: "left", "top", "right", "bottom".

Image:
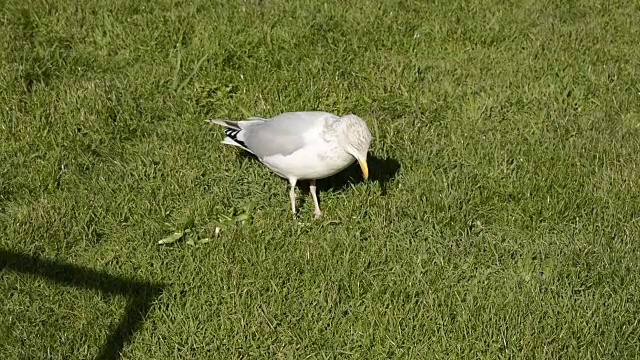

{"left": 207, "top": 111, "right": 371, "bottom": 217}
{"left": 259, "top": 124, "right": 355, "bottom": 180}
{"left": 209, "top": 112, "right": 359, "bottom": 181}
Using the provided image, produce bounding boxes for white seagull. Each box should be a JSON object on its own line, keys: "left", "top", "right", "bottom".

{"left": 207, "top": 111, "right": 372, "bottom": 218}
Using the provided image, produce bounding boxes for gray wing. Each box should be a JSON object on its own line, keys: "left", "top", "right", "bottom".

{"left": 242, "top": 112, "right": 339, "bottom": 157}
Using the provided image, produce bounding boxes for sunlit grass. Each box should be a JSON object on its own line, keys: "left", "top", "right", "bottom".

{"left": 1, "top": 0, "right": 639, "bottom": 358}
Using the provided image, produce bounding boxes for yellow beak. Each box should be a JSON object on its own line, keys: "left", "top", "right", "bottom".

{"left": 358, "top": 158, "right": 369, "bottom": 180}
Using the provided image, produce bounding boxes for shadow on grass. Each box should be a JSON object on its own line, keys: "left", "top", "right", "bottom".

{"left": 237, "top": 152, "right": 401, "bottom": 194}
{"left": 317, "top": 153, "right": 401, "bottom": 195}
{"left": 236, "top": 152, "right": 400, "bottom": 211}
{"left": 0, "top": 249, "right": 164, "bottom": 360}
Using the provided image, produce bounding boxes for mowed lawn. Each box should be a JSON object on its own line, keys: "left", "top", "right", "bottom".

{"left": 1, "top": 0, "right": 640, "bottom": 358}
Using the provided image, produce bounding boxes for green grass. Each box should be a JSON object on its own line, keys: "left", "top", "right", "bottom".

{"left": 1, "top": 0, "right": 640, "bottom": 358}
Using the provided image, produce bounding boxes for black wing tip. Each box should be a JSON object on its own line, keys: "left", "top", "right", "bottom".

{"left": 224, "top": 128, "right": 247, "bottom": 148}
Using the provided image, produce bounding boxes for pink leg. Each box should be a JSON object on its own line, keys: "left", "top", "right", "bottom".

{"left": 310, "top": 179, "right": 322, "bottom": 219}
{"left": 289, "top": 178, "right": 297, "bottom": 216}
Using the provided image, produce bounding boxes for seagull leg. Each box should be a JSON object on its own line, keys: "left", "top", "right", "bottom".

{"left": 289, "top": 178, "right": 297, "bottom": 217}
{"left": 310, "top": 179, "right": 322, "bottom": 219}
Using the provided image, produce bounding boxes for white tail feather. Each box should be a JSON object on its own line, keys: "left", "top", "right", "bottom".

{"left": 206, "top": 118, "right": 240, "bottom": 130}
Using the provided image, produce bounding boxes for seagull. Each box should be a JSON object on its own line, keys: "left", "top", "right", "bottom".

{"left": 207, "top": 111, "right": 371, "bottom": 218}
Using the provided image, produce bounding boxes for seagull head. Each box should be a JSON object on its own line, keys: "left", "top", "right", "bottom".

{"left": 338, "top": 114, "right": 372, "bottom": 180}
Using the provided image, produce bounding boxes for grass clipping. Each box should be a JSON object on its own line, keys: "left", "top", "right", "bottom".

{"left": 158, "top": 203, "right": 254, "bottom": 246}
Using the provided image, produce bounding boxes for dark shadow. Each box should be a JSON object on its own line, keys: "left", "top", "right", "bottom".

{"left": 235, "top": 152, "right": 400, "bottom": 193}
{"left": 0, "top": 249, "right": 164, "bottom": 360}
{"left": 235, "top": 150, "right": 259, "bottom": 162}
{"left": 317, "top": 153, "right": 401, "bottom": 196}
{"left": 232, "top": 152, "right": 400, "bottom": 211}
